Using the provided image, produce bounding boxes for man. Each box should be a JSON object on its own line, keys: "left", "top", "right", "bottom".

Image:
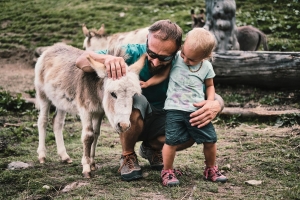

{"left": 76, "top": 20, "right": 224, "bottom": 181}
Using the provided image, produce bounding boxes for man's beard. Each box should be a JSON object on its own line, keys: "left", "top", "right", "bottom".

{"left": 148, "top": 60, "right": 172, "bottom": 75}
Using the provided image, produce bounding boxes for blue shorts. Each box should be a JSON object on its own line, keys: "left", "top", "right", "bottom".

{"left": 165, "top": 110, "right": 217, "bottom": 146}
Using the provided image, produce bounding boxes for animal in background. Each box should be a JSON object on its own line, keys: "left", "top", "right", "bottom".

{"left": 191, "top": 8, "right": 268, "bottom": 51}
{"left": 82, "top": 24, "right": 148, "bottom": 51}
{"left": 236, "top": 25, "right": 268, "bottom": 51}
{"left": 191, "top": 8, "right": 206, "bottom": 28}
{"left": 35, "top": 43, "right": 146, "bottom": 178}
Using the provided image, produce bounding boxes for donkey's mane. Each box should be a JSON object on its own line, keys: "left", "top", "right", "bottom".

{"left": 106, "top": 45, "right": 130, "bottom": 61}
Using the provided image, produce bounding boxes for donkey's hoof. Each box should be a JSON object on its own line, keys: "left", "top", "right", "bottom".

{"left": 83, "top": 172, "right": 91, "bottom": 178}
{"left": 62, "top": 158, "right": 73, "bottom": 164}
{"left": 38, "top": 157, "right": 45, "bottom": 164}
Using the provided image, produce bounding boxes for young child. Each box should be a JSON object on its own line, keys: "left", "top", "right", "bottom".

{"left": 140, "top": 28, "right": 227, "bottom": 186}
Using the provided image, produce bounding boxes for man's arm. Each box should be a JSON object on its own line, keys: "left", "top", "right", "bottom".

{"left": 189, "top": 93, "right": 224, "bottom": 128}
{"left": 75, "top": 50, "right": 127, "bottom": 80}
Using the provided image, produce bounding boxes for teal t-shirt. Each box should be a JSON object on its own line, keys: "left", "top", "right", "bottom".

{"left": 96, "top": 44, "right": 169, "bottom": 109}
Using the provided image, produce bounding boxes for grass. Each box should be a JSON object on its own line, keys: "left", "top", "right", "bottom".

{"left": 1, "top": 0, "right": 300, "bottom": 51}
{"left": 0, "top": 111, "right": 299, "bottom": 199}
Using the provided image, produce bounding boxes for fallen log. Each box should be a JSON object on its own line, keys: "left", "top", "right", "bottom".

{"left": 221, "top": 107, "right": 300, "bottom": 117}
{"left": 212, "top": 51, "right": 300, "bottom": 89}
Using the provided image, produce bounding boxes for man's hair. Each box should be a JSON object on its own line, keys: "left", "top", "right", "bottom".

{"left": 148, "top": 20, "right": 183, "bottom": 49}
{"left": 185, "top": 28, "right": 216, "bottom": 59}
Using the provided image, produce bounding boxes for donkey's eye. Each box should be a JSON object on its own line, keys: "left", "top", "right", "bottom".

{"left": 111, "top": 92, "right": 117, "bottom": 98}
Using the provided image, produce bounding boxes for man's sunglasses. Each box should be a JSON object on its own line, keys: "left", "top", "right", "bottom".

{"left": 146, "top": 39, "right": 176, "bottom": 62}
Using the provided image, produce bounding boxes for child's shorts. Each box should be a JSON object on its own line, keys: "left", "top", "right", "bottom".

{"left": 165, "top": 109, "right": 217, "bottom": 146}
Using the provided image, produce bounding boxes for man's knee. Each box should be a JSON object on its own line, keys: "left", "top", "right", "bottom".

{"left": 176, "top": 139, "right": 195, "bottom": 151}
{"left": 148, "top": 135, "right": 165, "bottom": 150}
{"left": 129, "top": 108, "right": 144, "bottom": 134}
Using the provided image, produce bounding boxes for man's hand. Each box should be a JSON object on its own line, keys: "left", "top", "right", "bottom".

{"left": 104, "top": 55, "right": 127, "bottom": 80}
{"left": 189, "top": 100, "right": 221, "bottom": 128}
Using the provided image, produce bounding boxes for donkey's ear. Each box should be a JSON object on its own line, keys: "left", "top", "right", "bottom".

{"left": 98, "top": 24, "right": 105, "bottom": 35}
{"left": 82, "top": 24, "right": 89, "bottom": 37}
{"left": 86, "top": 54, "right": 107, "bottom": 78}
{"left": 129, "top": 54, "right": 146, "bottom": 75}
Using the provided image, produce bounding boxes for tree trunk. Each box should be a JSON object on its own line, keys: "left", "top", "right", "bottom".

{"left": 204, "top": 0, "right": 239, "bottom": 51}
{"left": 212, "top": 51, "right": 300, "bottom": 89}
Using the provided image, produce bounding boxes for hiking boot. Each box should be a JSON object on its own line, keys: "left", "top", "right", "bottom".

{"left": 118, "top": 152, "right": 142, "bottom": 181}
{"left": 161, "top": 169, "right": 180, "bottom": 187}
{"left": 203, "top": 166, "right": 227, "bottom": 183}
{"left": 139, "top": 142, "right": 163, "bottom": 170}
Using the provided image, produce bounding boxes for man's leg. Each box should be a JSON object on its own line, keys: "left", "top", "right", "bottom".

{"left": 120, "top": 108, "right": 143, "bottom": 154}
{"left": 118, "top": 108, "right": 144, "bottom": 181}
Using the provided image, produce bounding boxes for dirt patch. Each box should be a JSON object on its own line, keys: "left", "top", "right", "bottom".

{"left": 0, "top": 49, "right": 36, "bottom": 98}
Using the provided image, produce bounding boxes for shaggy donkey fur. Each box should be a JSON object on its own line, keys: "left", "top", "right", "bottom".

{"left": 35, "top": 43, "right": 145, "bottom": 177}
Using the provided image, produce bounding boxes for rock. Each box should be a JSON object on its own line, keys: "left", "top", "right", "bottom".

{"left": 42, "top": 185, "right": 51, "bottom": 190}
{"left": 7, "top": 161, "right": 32, "bottom": 170}
{"left": 245, "top": 180, "right": 262, "bottom": 186}
{"left": 62, "top": 182, "right": 89, "bottom": 193}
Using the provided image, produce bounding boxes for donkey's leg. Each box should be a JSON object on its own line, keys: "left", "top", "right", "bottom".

{"left": 53, "top": 109, "right": 72, "bottom": 163}
{"left": 37, "top": 92, "right": 51, "bottom": 163}
{"left": 90, "top": 111, "right": 105, "bottom": 171}
{"left": 80, "top": 111, "right": 94, "bottom": 178}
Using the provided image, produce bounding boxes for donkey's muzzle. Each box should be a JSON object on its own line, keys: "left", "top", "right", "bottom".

{"left": 117, "top": 122, "right": 131, "bottom": 133}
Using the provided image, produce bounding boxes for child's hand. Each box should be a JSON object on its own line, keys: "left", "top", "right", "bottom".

{"left": 140, "top": 81, "right": 148, "bottom": 88}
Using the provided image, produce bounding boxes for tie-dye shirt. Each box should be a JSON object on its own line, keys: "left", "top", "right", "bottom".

{"left": 164, "top": 52, "right": 215, "bottom": 112}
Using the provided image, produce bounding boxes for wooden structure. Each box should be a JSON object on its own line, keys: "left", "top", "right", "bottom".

{"left": 212, "top": 51, "right": 300, "bottom": 89}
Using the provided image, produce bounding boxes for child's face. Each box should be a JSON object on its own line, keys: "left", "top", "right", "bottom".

{"left": 180, "top": 43, "right": 205, "bottom": 66}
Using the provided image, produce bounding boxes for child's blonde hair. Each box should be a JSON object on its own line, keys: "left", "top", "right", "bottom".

{"left": 185, "top": 28, "right": 216, "bottom": 60}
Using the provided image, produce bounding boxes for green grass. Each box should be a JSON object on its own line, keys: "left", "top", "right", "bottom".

{"left": 1, "top": 0, "right": 300, "bottom": 51}
{"left": 0, "top": 108, "right": 299, "bottom": 199}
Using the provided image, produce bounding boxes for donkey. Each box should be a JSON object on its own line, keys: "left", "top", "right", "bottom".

{"left": 82, "top": 24, "right": 148, "bottom": 51}
{"left": 35, "top": 43, "right": 146, "bottom": 178}
{"left": 236, "top": 25, "right": 268, "bottom": 51}
{"left": 190, "top": 10, "right": 268, "bottom": 51}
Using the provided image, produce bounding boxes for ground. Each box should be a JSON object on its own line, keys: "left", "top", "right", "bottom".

{"left": 0, "top": 48, "right": 299, "bottom": 199}
{"left": 0, "top": 49, "right": 36, "bottom": 99}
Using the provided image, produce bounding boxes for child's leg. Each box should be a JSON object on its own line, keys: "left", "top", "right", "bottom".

{"left": 203, "top": 142, "right": 227, "bottom": 182}
{"left": 162, "top": 144, "right": 177, "bottom": 170}
{"left": 203, "top": 142, "right": 216, "bottom": 167}
{"left": 161, "top": 143, "right": 180, "bottom": 186}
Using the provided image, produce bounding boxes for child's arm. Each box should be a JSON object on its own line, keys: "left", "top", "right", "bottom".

{"left": 140, "top": 65, "right": 171, "bottom": 88}
{"left": 204, "top": 78, "right": 215, "bottom": 101}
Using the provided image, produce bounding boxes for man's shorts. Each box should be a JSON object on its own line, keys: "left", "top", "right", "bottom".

{"left": 165, "top": 110, "right": 217, "bottom": 146}
{"left": 133, "top": 94, "right": 166, "bottom": 142}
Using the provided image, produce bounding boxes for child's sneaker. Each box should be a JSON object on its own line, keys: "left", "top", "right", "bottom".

{"left": 203, "top": 166, "right": 227, "bottom": 183}
{"left": 161, "top": 169, "right": 180, "bottom": 186}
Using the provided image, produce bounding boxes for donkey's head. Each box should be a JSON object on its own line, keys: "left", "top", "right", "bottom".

{"left": 82, "top": 24, "right": 108, "bottom": 51}
{"left": 86, "top": 53, "right": 146, "bottom": 133}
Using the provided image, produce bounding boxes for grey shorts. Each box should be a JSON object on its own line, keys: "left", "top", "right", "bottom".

{"left": 133, "top": 94, "right": 166, "bottom": 142}
{"left": 165, "top": 110, "right": 217, "bottom": 146}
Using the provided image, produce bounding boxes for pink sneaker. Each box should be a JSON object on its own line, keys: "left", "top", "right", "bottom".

{"left": 161, "top": 169, "right": 180, "bottom": 186}
{"left": 203, "top": 166, "right": 227, "bottom": 183}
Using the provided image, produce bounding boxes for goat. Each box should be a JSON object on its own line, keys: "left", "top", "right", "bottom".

{"left": 82, "top": 24, "right": 148, "bottom": 51}
{"left": 35, "top": 43, "right": 146, "bottom": 178}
